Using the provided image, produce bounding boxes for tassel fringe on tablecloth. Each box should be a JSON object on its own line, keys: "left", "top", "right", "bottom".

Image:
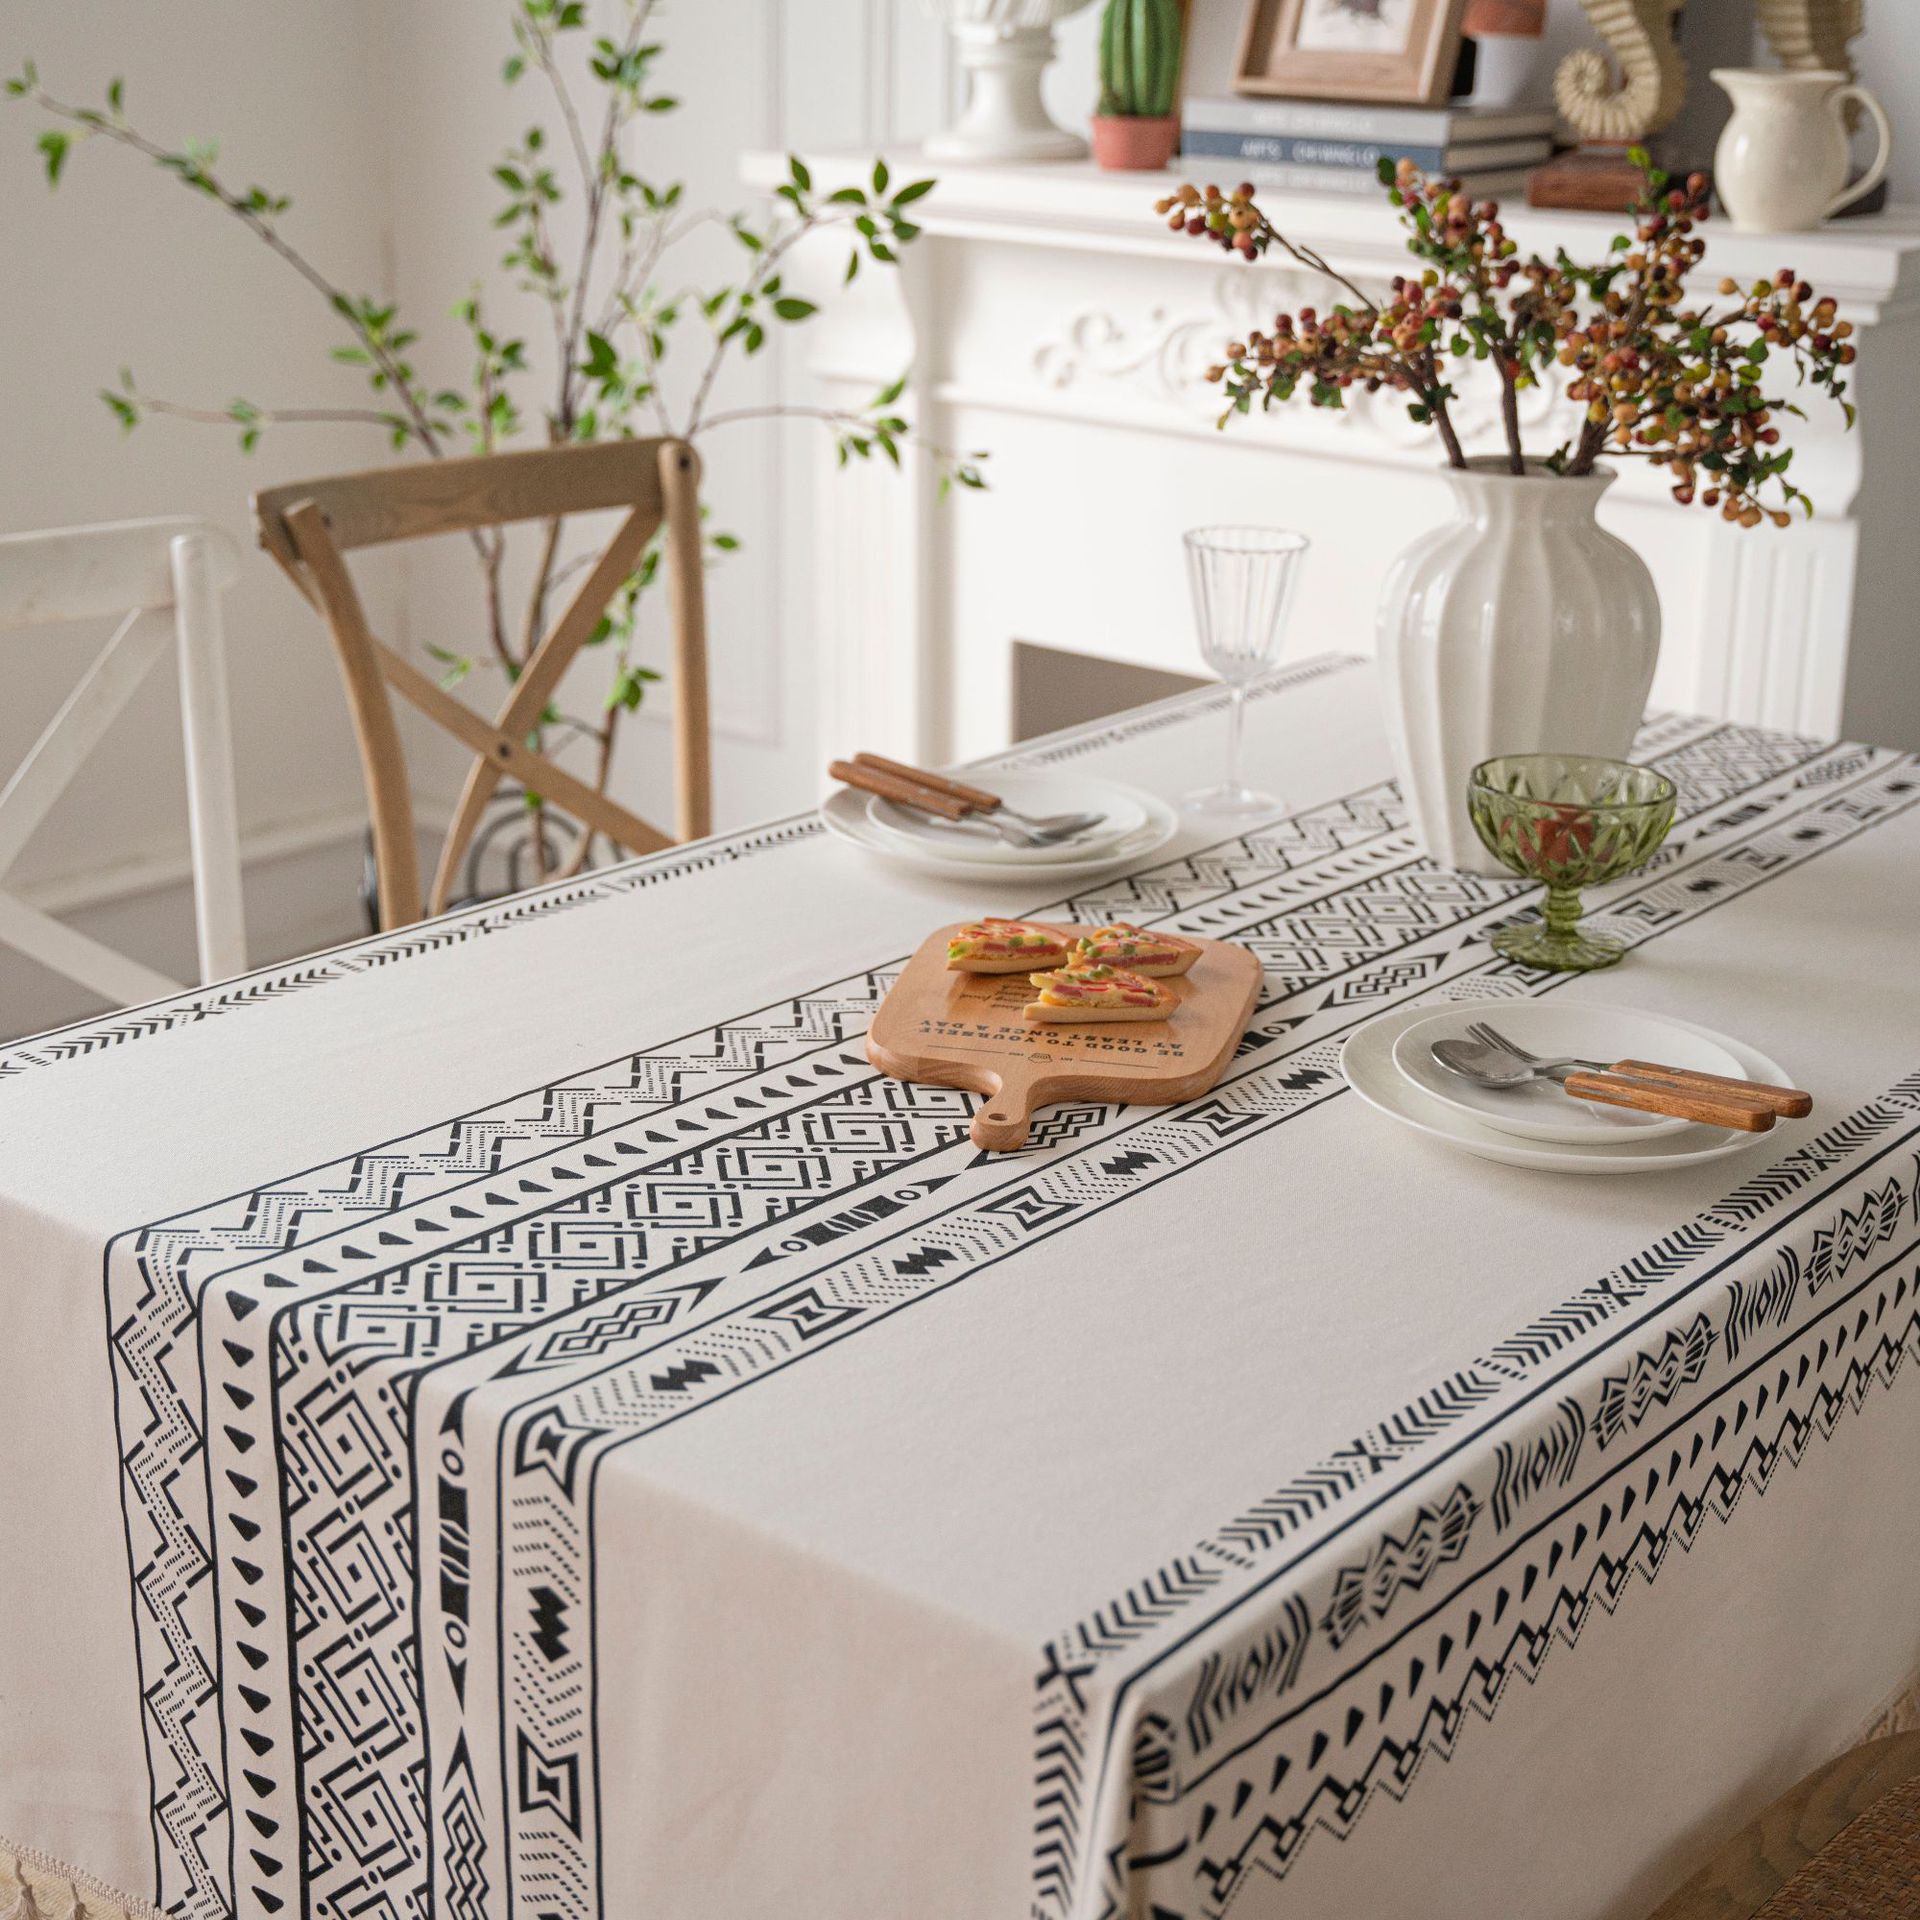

{"left": 0, "top": 1839, "right": 167, "bottom": 1920}
{"left": 5, "top": 1668, "right": 1919, "bottom": 1919}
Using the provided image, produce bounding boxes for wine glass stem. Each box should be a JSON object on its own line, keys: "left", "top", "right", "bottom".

{"left": 1227, "top": 682, "right": 1247, "bottom": 797}
{"left": 1542, "top": 883, "right": 1584, "bottom": 940}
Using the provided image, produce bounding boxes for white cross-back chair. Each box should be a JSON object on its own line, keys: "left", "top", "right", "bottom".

{"left": 0, "top": 517, "right": 247, "bottom": 1007}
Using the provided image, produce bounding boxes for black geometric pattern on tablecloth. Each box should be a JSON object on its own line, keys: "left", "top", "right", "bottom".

{"left": 1724, "top": 1248, "right": 1805, "bottom": 1364}
{"left": 103, "top": 977, "right": 898, "bottom": 1920}
{"left": 1134, "top": 1145, "right": 1920, "bottom": 1920}
{"left": 92, "top": 664, "right": 1383, "bottom": 1920}
{"left": 1806, "top": 1169, "right": 1914, "bottom": 1296}
{"left": 1593, "top": 1313, "right": 1718, "bottom": 1447}
{"left": 11, "top": 658, "right": 1363, "bottom": 1082}
{"left": 467, "top": 745, "right": 1915, "bottom": 1920}
{"left": 88, "top": 701, "right": 1910, "bottom": 1920}
{"left": 1180, "top": 1599, "right": 1313, "bottom": 1764}
{"left": 1320, "top": 1485, "right": 1480, "bottom": 1648}
{"left": 1039, "top": 1067, "right": 1920, "bottom": 1920}
{"left": 1489, "top": 1397, "right": 1585, "bottom": 1532}
{"left": 258, "top": 1073, "right": 979, "bottom": 1920}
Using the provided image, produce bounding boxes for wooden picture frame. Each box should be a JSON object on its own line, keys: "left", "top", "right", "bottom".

{"left": 1234, "top": 0, "right": 1468, "bottom": 105}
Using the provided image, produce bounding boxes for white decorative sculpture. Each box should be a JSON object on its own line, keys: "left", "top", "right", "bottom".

{"left": 1553, "top": 0, "right": 1688, "bottom": 145}
{"left": 924, "top": 0, "right": 1098, "bottom": 166}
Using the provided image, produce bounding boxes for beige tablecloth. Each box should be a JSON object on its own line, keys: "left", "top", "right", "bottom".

{"left": 3, "top": 656, "right": 1918, "bottom": 1920}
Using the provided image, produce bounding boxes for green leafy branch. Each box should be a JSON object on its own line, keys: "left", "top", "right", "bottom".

{"left": 8, "top": 61, "right": 452, "bottom": 458}
{"left": 700, "top": 374, "right": 988, "bottom": 498}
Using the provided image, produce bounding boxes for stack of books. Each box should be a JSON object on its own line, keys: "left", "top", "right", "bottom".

{"left": 1178, "top": 99, "right": 1554, "bottom": 201}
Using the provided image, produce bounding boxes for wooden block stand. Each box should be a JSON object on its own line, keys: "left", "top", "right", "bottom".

{"left": 1528, "top": 142, "right": 1653, "bottom": 213}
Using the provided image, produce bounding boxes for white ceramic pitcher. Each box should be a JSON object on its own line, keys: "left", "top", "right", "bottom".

{"left": 1712, "top": 68, "right": 1892, "bottom": 234}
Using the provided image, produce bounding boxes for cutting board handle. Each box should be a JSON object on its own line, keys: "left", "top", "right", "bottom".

{"left": 970, "top": 1059, "right": 1042, "bottom": 1151}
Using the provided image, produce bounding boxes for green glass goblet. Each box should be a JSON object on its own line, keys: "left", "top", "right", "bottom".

{"left": 1467, "top": 754, "right": 1678, "bottom": 972}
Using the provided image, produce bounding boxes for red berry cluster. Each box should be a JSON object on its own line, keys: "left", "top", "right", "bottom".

{"left": 1156, "top": 155, "right": 1857, "bottom": 525}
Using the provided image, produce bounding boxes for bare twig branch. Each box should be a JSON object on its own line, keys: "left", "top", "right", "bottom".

{"left": 699, "top": 401, "right": 968, "bottom": 469}
{"left": 1498, "top": 362, "right": 1525, "bottom": 473}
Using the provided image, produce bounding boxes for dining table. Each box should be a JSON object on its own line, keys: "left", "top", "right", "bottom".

{"left": 3, "top": 651, "right": 1919, "bottom": 1920}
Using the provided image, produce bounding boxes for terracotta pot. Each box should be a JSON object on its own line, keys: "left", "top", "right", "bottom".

{"left": 1463, "top": 0, "right": 1544, "bottom": 33}
{"left": 1090, "top": 114, "right": 1178, "bottom": 171}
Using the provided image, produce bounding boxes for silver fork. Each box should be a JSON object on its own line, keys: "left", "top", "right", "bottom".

{"left": 826, "top": 761, "right": 1098, "bottom": 848}
{"left": 1467, "top": 1019, "right": 1811, "bottom": 1117}
{"left": 1430, "top": 1035, "right": 1778, "bottom": 1129}
{"left": 850, "top": 752, "right": 1105, "bottom": 838}
{"left": 1466, "top": 1021, "right": 1561, "bottom": 1067}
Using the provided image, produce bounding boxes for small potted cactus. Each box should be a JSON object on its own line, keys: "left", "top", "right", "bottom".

{"left": 1091, "top": 0, "right": 1182, "bottom": 172}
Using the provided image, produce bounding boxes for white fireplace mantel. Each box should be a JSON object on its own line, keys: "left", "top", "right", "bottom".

{"left": 746, "top": 153, "right": 1920, "bottom": 764}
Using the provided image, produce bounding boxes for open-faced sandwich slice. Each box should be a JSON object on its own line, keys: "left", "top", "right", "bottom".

{"left": 1023, "top": 963, "right": 1175, "bottom": 1024}
{"left": 1070, "top": 922, "right": 1201, "bottom": 977}
{"left": 946, "top": 917, "right": 1074, "bottom": 973}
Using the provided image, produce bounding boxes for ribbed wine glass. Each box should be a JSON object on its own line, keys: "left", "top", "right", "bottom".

{"left": 1182, "top": 526, "right": 1308, "bottom": 816}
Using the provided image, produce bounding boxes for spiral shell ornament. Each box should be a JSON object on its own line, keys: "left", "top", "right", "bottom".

{"left": 1756, "top": 0, "right": 1865, "bottom": 76}
{"left": 1758, "top": 0, "right": 1866, "bottom": 128}
{"left": 1554, "top": 0, "right": 1687, "bottom": 145}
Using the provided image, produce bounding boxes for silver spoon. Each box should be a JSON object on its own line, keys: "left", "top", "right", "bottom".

{"left": 1429, "top": 1037, "right": 1775, "bottom": 1131}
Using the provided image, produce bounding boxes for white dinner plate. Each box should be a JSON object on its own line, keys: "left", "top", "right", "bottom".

{"left": 867, "top": 771, "right": 1149, "bottom": 866}
{"left": 820, "top": 776, "right": 1178, "bottom": 882}
{"left": 1342, "top": 1001, "right": 1799, "bottom": 1175}
{"left": 1391, "top": 1001, "right": 1750, "bottom": 1145}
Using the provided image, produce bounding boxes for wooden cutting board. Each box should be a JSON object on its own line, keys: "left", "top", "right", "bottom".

{"left": 867, "top": 921, "right": 1263, "bottom": 1151}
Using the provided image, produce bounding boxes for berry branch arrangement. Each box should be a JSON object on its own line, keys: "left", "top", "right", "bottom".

{"left": 1157, "top": 152, "right": 1858, "bottom": 528}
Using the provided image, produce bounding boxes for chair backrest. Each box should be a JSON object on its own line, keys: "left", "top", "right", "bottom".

{"left": 253, "top": 438, "right": 711, "bottom": 931}
{"left": 0, "top": 516, "right": 246, "bottom": 1009}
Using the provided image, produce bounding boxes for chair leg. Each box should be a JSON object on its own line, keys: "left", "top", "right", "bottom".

{"left": 283, "top": 501, "right": 424, "bottom": 930}
{"left": 660, "top": 441, "right": 713, "bottom": 842}
{"left": 170, "top": 531, "right": 248, "bottom": 983}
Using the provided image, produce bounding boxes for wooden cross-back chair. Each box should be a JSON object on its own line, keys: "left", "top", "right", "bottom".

{"left": 253, "top": 437, "right": 710, "bottom": 931}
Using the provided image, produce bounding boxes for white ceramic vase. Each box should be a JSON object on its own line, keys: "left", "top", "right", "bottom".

{"left": 923, "top": 0, "right": 1096, "bottom": 165}
{"left": 1377, "top": 459, "right": 1661, "bottom": 876}
{"left": 1712, "top": 67, "right": 1892, "bottom": 234}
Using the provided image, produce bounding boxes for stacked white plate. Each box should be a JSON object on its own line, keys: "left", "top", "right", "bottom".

{"left": 819, "top": 769, "right": 1178, "bottom": 882}
{"left": 1340, "top": 1000, "right": 1800, "bottom": 1174}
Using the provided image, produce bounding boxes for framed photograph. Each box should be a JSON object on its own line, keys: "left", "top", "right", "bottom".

{"left": 1233, "top": 0, "right": 1468, "bottom": 105}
